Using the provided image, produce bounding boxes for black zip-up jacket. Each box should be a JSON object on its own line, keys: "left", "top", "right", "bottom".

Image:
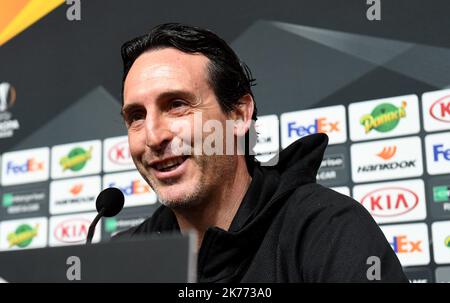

{"left": 113, "top": 133, "right": 408, "bottom": 282}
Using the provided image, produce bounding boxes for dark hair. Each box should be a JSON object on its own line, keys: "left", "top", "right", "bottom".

{"left": 121, "top": 23, "right": 258, "bottom": 170}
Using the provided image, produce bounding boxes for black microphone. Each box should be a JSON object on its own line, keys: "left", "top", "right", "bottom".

{"left": 86, "top": 187, "right": 125, "bottom": 245}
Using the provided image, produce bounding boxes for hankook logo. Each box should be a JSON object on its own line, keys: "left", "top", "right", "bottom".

{"left": 376, "top": 146, "right": 397, "bottom": 160}
{"left": 357, "top": 144, "right": 416, "bottom": 173}
{"left": 351, "top": 137, "right": 423, "bottom": 183}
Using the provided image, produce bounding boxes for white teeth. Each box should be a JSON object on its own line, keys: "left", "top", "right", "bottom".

{"left": 155, "top": 157, "right": 185, "bottom": 171}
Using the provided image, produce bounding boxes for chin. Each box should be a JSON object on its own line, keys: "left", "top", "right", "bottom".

{"left": 156, "top": 183, "right": 203, "bottom": 209}
{"left": 158, "top": 195, "right": 197, "bottom": 209}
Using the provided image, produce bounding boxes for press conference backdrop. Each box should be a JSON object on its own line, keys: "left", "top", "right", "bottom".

{"left": 0, "top": 0, "right": 450, "bottom": 283}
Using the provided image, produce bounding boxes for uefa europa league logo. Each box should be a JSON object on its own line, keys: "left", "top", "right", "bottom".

{"left": 0, "top": 82, "right": 16, "bottom": 112}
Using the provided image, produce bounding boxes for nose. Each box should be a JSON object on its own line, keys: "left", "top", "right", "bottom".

{"left": 144, "top": 113, "right": 174, "bottom": 153}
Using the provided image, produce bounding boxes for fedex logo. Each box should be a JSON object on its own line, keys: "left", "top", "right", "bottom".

{"left": 380, "top": 223, "right": 430, "bottom": 266}
{"left": 281, "top": 105, "right": 347, "bottom": 148}
{"left": 6, "top": 158, "right": 44, "bottom": 175}
{"left": 103, "top": 171, "right": 157, "bottom": 207}
{"left": 389, "top": 235, "right": 422, "bottom": 253}
{"left": 1, "top": 147, "right": 49, "bottom": 186}
{"left": 107, "top": 180, "right": 149, "bottom": 196}
{"left": 425, "top": 132, "right": 450, "bottom": 175}
{"left": 433, "top": 144, "right": 450, "bottom": 162}
{"left": 287, "top": 117, "right": 339, "bottom": 138}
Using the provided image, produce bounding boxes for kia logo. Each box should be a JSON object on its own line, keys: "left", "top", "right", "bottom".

{"left": 360, "top": 187, "right": 419, "bottom": 217}
{"left": 0, "top": 82, "right": 16, "bottom": 112}
{"left": 108, "top": 140, "right": 132, "bottom": 165}
{"left": 54, "top": 218, "right": 91, "bottom": 243}
{"left": 429, "top": 94, "right": 450, "bottom": 123}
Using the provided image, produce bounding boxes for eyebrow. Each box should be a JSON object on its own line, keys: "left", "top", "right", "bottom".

{"left": 121, "top": 89, "right": 198, "bottom": 116}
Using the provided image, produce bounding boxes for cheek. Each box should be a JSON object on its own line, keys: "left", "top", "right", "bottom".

{"left": 127, "top": 130, "right": 145, "bottom": 159}
{"left": 169, "top": 117, "right": 196, "bottom": 145}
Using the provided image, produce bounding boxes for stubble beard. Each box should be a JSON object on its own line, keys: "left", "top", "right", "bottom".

{"left": 143, "top": 154, "right": 217, "bottom": 210}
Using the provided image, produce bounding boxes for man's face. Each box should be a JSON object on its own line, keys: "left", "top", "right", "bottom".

{"left": 122, "top": 48, "right": 236, "bottom": 208}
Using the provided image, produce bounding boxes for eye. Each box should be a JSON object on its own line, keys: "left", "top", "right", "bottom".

{"left": 169, "top": 99, "right": 187, "bottom": 110}
{"left": 167, "top": 99, "right": 190, "bottom": 114}
{"left": 125, "top": 110, "right": 146, "bottom": 126}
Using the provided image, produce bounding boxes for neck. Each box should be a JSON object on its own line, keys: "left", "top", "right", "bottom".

{"left": 173, "top": 156, "right": 252, "bottom": 251}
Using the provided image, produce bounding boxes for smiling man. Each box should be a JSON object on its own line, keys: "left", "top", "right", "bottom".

{"left": 114, "top": 23, "right": 408, "bottom": 283}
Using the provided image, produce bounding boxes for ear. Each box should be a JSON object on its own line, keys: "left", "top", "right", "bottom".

{"left": 230, "top": 94, "right": 255, "bottom": 137}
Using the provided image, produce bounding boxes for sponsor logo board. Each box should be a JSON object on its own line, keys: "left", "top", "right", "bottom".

{"left": 380, "top": 223, "right": 430, "bottom": 267}
{"left": 435, "top": 267, "right": 450, "bottom": 283}
{"left": 350, "top": 136, "right": 423, "bottom": 183}
{"left": 103, "top": 171, "right": 157, "bottom": 208}
{"left": 51, "top": 140, "right": 101, "bottom": 179}
{"left": 0, "top": 217, "right": 47, "bottom": 251}
{"left": 254, "top": 115, "right": 280, "bottom": 164}
{"left": 103, "top": 136, "right": 135, "bottom": 172}
{"left": 330, "top": 186, "right": 350, "bottom": 197}
{"left": 317, "top": 146, "right": 349, "bottom": 186}
{"left": 353, "top": 179, "right": 426, "bottom": 224}
{"left": 49, "top": 176, "right": 100, "bottom": 215}
{"left": 348, "top": 95, "right": 420, "bottom": 142}
{"left": 281, "top": 105, "right": 346, "bottom": 148}
{"left": 0, "top": 185, "right": 48, "bottom": 219}
{"left": 431, "top": 221, "right": 450, "bottom": 264}
{"left": 49, "top": 212, "right": 100, "bottom": 246}
{"left": 1, "top": 147, "right": 49, "bottom": 186}
{"left": 422, "top": 89, "right": 450, "bottom": 132}
{"left": 425, "top": 132, "right": 450, "bottom": 175}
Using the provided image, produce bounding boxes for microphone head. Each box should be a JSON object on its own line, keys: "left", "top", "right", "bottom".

{"left": 96, "top": 187, "right": 124, "bottom": 217}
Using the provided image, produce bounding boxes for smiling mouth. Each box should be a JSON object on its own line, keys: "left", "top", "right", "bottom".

{"left": 151, "top": 156, "right": 188, "bottom": 172}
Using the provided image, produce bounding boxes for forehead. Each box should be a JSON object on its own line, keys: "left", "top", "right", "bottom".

{"left": 123, "top": 48, "right": 211, "bottom": 104}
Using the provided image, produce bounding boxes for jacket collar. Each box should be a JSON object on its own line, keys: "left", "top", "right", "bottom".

{"left": 149, "top": 133, "right": 329, "bottom": 281}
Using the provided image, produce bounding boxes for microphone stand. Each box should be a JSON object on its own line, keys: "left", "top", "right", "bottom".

{"left": 86, "top": 208, "right": 105, "bottom": 245}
